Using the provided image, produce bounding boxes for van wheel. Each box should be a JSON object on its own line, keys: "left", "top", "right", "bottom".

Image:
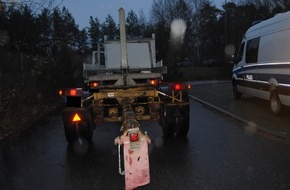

{"left": 270, "top": 91, "right": 282, "bottom": 115}
{"left": 233, "top": 82, "right": 242, "bottom": 99}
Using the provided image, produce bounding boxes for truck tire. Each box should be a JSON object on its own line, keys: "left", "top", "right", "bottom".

{"left": 161, "top": 117, "right": 175, "bottom": 137}
{"left": 161, "top": 104, "right": 189, "bottom": 138}
{"left": 76, "top": 112, "right": 93, "bottom": 142}
{"left": 175, "top": 113, "right": 189, "bottom": 137}
{"left": 270, "top": 91, "right": 282, "bottom": 115}
{"left": 64, "top": 125, "right": 76, "bottom": 143}
{"left": 175, "top": 104, "right": 189, "bottom": 137}
{"left": 160, "top": 104, "right": 176, "bottom": 138}
{"left": 63, "top": 110, "right": 93, "bottom": 143}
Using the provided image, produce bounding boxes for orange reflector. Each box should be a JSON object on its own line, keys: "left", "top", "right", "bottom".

{"left": 72, "top": 113, "right": 81, "bottom": 122}
{"left": 58, "top": 90, "right": 63, "bottom": 96}
{"left": 150, "top": 80, "right": 156, "bottom": 85}
{"left": 89, "top": 81, "right": 100, "bottom": 88}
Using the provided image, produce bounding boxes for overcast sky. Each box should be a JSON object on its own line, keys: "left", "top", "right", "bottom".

{"left": 58, "top": 0, "right": 225, "bottom": 29}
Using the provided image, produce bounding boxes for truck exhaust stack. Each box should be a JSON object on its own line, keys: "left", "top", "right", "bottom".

{"left": 119, "top": 8, "right": 128, "bottom": 71}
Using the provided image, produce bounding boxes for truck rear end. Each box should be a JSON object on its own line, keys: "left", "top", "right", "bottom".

{"left": 60, "top": 7, "right": 190, "bottom": 189}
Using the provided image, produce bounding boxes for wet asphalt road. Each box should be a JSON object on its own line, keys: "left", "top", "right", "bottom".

{"left": 189, "top": 81, "right": 290, "bottom": 139}
{"left": 1, "top": 97, "right": 290, "bottom": 189}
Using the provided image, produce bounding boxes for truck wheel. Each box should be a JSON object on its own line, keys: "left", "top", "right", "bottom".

{"left": 64, "top": 125, "right": 77, "bottom": 143}
{"left": 270, "top": 91, "right": 282, "bottom": 115}
{"left": 175, "top": 114, "right": 189, "bottom": 137}
{"left": 160, "top": 105, "right": 175, "bottom": 138}
{"left": 161, "top": 104, "right": 189, "bottom": 138}
{"left": 161, "top": 117, "right": 175, "bottom": 137}
{"left": 81, "top": 112, "right": 93, "bottom": 142}
{"left": 64, "top": 112, "right": 93, "bottom": 143}
{"left": 175, "top": 104, "right": 189, "bottom": 137}
{"left": 233, "top": 82, "right": 242, "bottom": 99}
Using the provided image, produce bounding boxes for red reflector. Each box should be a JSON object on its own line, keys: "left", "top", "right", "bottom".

{"left": 70, "top": 89, "right": 77, "bottom": 96}
{"left": 72, "top": 113, "right": 81, "bottom": 122}
{"left": 169, "top": 83, "right": 187, "bottom": 91}
{"left": 129, "top": 133, "right": 139, "bottom": 142}
{"left": 175, "top": 83, "right": 181, "bottom": 91}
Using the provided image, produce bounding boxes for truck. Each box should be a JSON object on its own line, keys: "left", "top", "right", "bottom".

{"left": 60, "top": 10, "right": 190, "bottom": 144}
{"left": 232, "top": 11, "right": 290, "bottom": 114}
{"left": 60, "top": 7, "right": 190, "bottom": 190}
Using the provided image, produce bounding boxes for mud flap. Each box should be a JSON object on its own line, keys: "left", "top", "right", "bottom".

{"left": 115, "top": 133, "right": 151, "bottom": 190}
{"left": 124, "top": 139, "right": 150, "bottom": 190}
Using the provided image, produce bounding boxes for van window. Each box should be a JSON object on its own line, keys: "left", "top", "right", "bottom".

{"left": 235, "top": 42, "right": 245, "bottom": 64}
{"left": 246, "top": 37, "right": 260, "bottom": 63}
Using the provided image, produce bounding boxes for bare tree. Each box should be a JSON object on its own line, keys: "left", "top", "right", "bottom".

{"left": 243, "top": 0, "right": 286, "bottom": 9}
{"left": 1, "top": 0, "right": 63, "bottom": 13}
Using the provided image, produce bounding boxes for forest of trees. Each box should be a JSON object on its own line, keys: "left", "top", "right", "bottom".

{"left": 0, "top": 0, "right": 289, "bottom": 131}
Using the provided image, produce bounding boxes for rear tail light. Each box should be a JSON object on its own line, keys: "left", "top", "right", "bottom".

{"left": 174, "top": 83, "right": 181, "bottom": 91}
{"left": 149, "top": 79, "right": 159, "bottom": 86}
{"left": 70, "top": 89, "right": 77, "bottom": 96}
{"left": 59, "top": 88, "right": 83, "bottom": 97}
{"left": 129, "top": 133, "right": 139, "bottom": 142}
{"left": 169, "top": 83, "right": 187, "bottom": 91}
{"left": 89, "top": 81, "right": 101, "bottom": 88}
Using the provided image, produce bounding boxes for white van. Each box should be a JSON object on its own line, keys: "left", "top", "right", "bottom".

{"left": 232, "top": 11, "right": 290, "bottom": 114}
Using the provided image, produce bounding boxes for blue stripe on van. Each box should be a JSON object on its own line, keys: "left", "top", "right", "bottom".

{"left": 234, "top": 63, "right": 290, "bottom": 84}
{"left": 243, "top": 63, "right": 290, "bottom": 70}
{"left": 234, "top": 63, "right": 290, "bottom": 95}
{"left": 236, "top": 79, "right": 290, "bottom": 96}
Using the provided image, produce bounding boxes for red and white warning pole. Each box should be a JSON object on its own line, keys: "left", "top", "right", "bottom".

{"left": 115, "top": 98, "right": 151, "bottom": 190}
{"left": 114, "top": 8, "right": 151, "bottom": 189}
